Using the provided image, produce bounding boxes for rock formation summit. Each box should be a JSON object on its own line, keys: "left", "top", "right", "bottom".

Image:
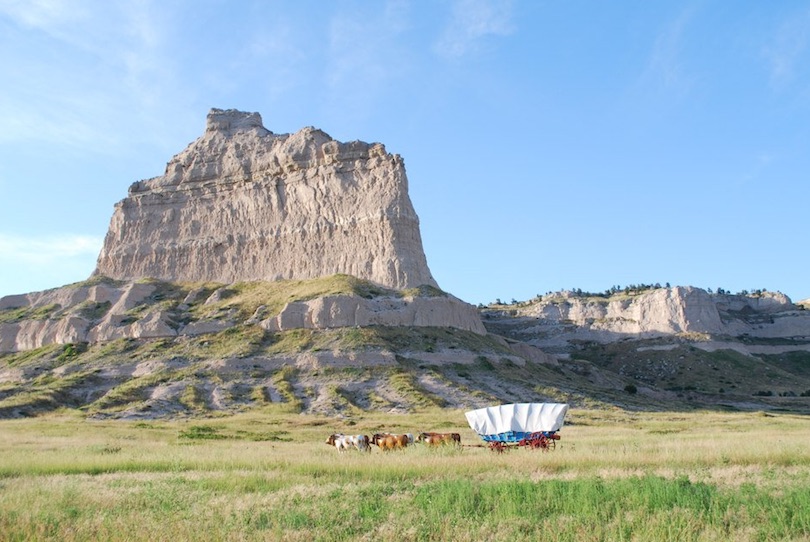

{"left": 94, "top": 108, "right": 437, "bottom": 290}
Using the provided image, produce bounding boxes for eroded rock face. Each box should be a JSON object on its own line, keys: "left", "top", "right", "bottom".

{"left": 94, "top": 108, "right": 437, "bottom": 290}
{"left": 0, "top": 282, "right": 177, "bottom": 353}
{"left": 483, "top": 287, "right": 810, "bottom": 355}
{"left": 540, "top": 287, "right": 725, "bottom": 335}
{"left": 262, "top": 294, "right": 486, "bottom": 334}
{"left": 0, "top": 280, "right": 486, "bottom": 353}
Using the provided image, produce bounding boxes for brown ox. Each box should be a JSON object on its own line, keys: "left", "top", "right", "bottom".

{"left": 370, "top": 433, "right": 411, "bottom": 451}
{"left": 417, "top": 432, "right": 461, "bottom": 446}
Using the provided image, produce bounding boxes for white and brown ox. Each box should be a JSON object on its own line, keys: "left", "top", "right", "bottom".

{"left": 325, "top": 433, "right": 371, "bottom": 453}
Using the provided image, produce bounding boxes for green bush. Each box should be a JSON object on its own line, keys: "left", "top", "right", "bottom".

{"left": 624, "top": 383, "right": 638, "bottom": 394}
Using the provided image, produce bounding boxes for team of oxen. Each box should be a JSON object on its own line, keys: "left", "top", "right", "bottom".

{"left": 325, "top": 431, "right": 461, "bottom": 453}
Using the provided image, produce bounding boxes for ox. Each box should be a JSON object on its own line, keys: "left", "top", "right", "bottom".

{"left": 417, "top": 432, "right": 461, "bottom": 446}
{"left": 325, "top": 433, "right": 371, "bottom": 453}
{"left": 370, "top": 433, "right": 412, "bottom": 451}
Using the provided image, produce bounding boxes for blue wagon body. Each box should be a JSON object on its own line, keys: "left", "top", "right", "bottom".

{"left": 481, "top": 430, "right": 558, "bottom": 443}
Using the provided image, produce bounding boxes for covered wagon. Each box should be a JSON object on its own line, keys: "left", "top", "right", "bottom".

{"left": 465, "top": 402, "right": 569, "bottom": 453}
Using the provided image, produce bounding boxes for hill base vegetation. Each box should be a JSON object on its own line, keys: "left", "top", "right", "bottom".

{"left": 3, "top": 321, "right": 810, "bottom": 418}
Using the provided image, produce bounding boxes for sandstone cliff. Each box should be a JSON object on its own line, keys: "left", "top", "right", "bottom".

{"left": 94, "top": 108, "right": 437, "bottom": 290}
{"left": 483, "top": 287, "right": 810, "bottom": 353}
{"left": 0, "top": 109, "right": 490, "bottom": 356}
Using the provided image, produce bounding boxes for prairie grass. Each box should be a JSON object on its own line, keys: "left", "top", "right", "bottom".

{"left": 1, "top": 408, "right": 809, "bottom": 541}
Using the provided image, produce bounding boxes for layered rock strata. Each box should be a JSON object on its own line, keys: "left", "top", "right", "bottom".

{"left": 94, "top": 108, "right": 437, "bottom": 290}
{"left": 0, "top": 280, "right": 486, "bottom": 353}
{"left": 483, "top": 287, "right": 810, "bottom": 352}
{"left": 263, "top": 294, "right": 486, "bottom": 333}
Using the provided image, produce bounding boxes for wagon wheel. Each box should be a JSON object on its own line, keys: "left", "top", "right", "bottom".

{"left": 489, "top": 441, "right": 508, "bottom": 454}
{"left": 523, "top": 434, "right": 555, "bottom": 451}
{"left": 529, "top": 435, "right": 548, "bottom": 451}
{"left": 517, "top": 432, "right": 537, "bottom": 448}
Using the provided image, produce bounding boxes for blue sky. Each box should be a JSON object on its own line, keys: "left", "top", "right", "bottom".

{"left": 1, "top": 0, "right": 808, "bottom": 305}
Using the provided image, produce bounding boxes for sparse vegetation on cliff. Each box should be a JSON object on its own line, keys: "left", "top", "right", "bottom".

{"left": 0, "top": 321, "right": 537, "bottom": 418}
{"left": 0, "top": 303, "right": 61, "bottom": 323}
{"left": 2, "top": 277, "right": 808, "bottom": 418}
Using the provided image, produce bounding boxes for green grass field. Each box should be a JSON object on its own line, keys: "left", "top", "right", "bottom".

{"left": 1, "top": 407, "right": 809, "bottom": 541}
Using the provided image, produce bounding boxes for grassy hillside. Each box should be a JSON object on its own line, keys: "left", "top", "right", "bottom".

{"left": 0, "top": 274, "right": 443, "bottom": 328}
{"left": 3, "top": 276, "right": 809, "bottom": 418}
{"left": 0, "top": 323, "right": 581, "bottom": 418}
{"left": 574, "top": 338, "right": 810, "bottom": 400}
{"left": 482, "top": 289, "right": 810, "bottom": 413}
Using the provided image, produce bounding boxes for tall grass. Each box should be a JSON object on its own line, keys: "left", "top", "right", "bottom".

{"left": 409, "top": 476, "right": 810, "bottom": 540}
{"left": 0, "top": 408, "right": 809, "bottom": 540}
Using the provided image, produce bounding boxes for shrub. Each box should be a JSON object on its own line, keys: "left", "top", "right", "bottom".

{"left": 624, "top": 383, "right": 638, "bottom": 395}
{"left": 179, "top": 425, "right": 226, "bottom": 440}
{"left": 57, "top": 342, "right": 88, "bottom": 362}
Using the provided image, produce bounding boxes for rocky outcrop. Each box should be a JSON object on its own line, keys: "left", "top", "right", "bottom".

{"left": 0, "top": 281, "right": 174, "bottom": 352}
{"left": 0, "top": 278, "right": 485, "bottom": 353}
{"left": 94, "top": 108, "right": 437, "bottom": 291}
{"left": 526, "top": 287, "right": 725, "bottom": 335}
{"left": 262, "top": 294, "right": 486, "bottom": 334}
{"left": 484, "top": 287, "right": 810, "bottom": 353}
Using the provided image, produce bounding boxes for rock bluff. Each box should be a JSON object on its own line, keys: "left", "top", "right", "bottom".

{"left": 484, "top": 287, "right": 810, "bottom": 354}
{"left": 0, "top": 280, "right": 486, "bottom": 353}
{"left": 94, "top": 108, "right": 437, "bottom": 290}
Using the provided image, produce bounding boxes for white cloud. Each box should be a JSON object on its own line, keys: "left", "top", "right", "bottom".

{"left": 325, "top": 1, "right": 411, "bottom": 110}
{"left": 0, "top": 0, "right": 88, "bottom": 36}
{"left": 434, "top": 0, "right": 514, "bottom": 59}
{"left": 211, "top": 19, "right": 307, "bottom": 103}
{"left": 0, "top": 233, "right": 103, "bottom": 266}
{"left": 641, "top": 9, "right": 695, "bottom": 95}
{"left": 0, "top": 1, "right": 181, "bottom": 150}
{"left": 738, "top": 153, "right": 776, "bottom": 188}
{"left": 0, "top": 233, "right": 103, "bottom": 296}
{"left": 762, "top": 8, "right": 810, "bottom": 89}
